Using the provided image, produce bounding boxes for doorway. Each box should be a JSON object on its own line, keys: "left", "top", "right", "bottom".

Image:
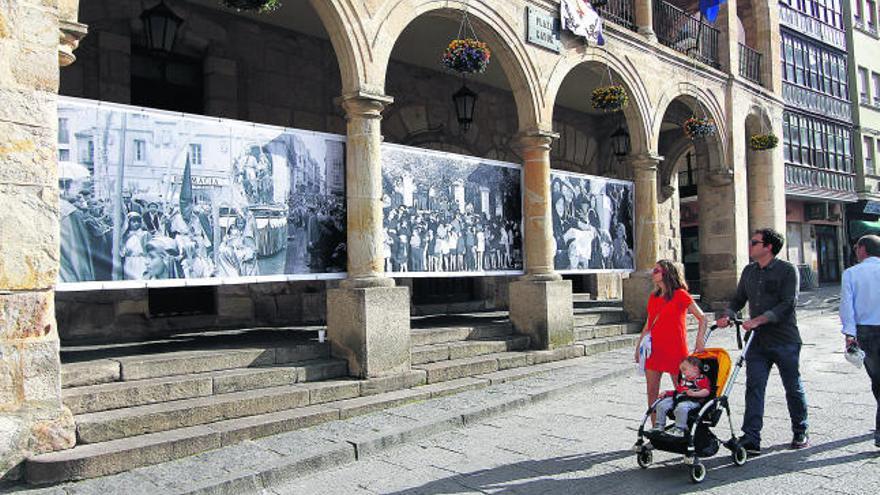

{"left": 815, "top": 225, "right": 840, "bottom": 283}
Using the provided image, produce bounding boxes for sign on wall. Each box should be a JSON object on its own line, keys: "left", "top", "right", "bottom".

{"left": 551, "top": 170, "right": 635, "bottom": 273}
{"left": 526, "top": 6, "right": 562, "bottom": 53}
{"left": 381, "top": 144, "right": 524, "bottom": 276}
{"left": 56, "top": 97, "right": 347, "bottom": 290}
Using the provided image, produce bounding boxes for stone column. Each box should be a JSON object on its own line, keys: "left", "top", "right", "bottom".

{"left": 622, "top": 153, "right": 662, "bottom": 321}
{"left": 634, "top": 0, "right": 656, "bottom": 40}
{"left": 326, "top": 92, "right": 410, "bottom": 379}
{"left": 1, "top": 0, "right": 78, "bottom": 477}
{"left": 716, "top": 2, "right": 737, "bottom": 75}
{"left": 508, "top": 133, "right": 574, "bottom": 350}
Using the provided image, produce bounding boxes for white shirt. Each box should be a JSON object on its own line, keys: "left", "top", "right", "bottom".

{"left": 840, "top": 256, "right": 880, "bottom": 336}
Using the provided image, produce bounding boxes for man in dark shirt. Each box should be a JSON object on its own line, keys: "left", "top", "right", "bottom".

{"left": 717, "top": 228, "right": 809, "bottom": 454}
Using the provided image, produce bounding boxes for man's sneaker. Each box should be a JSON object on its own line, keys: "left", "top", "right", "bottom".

{"left": 738, "top": 437, "right": 761, "bottom": 456}
{"left": 791, "top": 432, "right": 810, "bottom": 450}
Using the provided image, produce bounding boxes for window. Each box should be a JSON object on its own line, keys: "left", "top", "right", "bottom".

{"left": 873, "top": 72, "right": 880, "bottom": 106}
{"left": 134, "top": 139, "right": 146, "bottom": 162}
{"left": 58, "top": 149, "right": 70, "bottom": 161}
{"left": 189, "top": 143, "right": 202, "bottom": 166}
{"left": 856, "top": 0, "right": 864, "bottom": 22}
{"left": 869, "top": 0, "right": 878, "bottom": 29}
{"left": 58, "top": 117, "right": 69, "bottom": 144}
{"left": 859, "top": 67, "right": 870, "bottom": 104}
{"left": 866, "top": 137, "right": 876, "bottom": 176}
{"left": 77, "top": 137, "right": 94, "bottom": 164}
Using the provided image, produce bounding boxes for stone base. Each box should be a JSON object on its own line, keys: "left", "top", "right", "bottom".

{"left": 623, "top": 272, "right": 653, "bottom": 323}
{"left": 0, "top": 406, "right": 75, "bottom": 480}
{"left": 326, "top": 286, "right": 411, "bottom": 379}
{"left": 509, "top": 280, "right": 573, "bottom": 350}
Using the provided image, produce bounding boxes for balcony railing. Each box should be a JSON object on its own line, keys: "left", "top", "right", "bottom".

{"left": 738, "top": 43, "right": 762, "bottom": 85}
{"left": 785, "top": 163, "right": 857, "bottom": 201}
{"left": 597, "top": 0, "right": 637, "bottom": 32}
{"left": 653, "top": 0, "right": 720, "bottom": 69}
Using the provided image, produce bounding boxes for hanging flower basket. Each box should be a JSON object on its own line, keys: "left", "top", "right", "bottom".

{"left": 591, "top": 85, "right": 629, "bottom": 111}
{"left": 221, "top": 0, "right": 281, "bottom": 13}
{"left": 442, "top": 38, "right": 492, "bottom": 74}
{"left": 683, "top": 116, "right": 717, "bottom": 140}
{"left": 750, "top": 133, "right": 779, "bottom": 151}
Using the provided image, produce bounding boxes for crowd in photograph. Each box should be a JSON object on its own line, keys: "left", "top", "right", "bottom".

{"left": 285, "top": 192, "right": 346, "bottom": 273}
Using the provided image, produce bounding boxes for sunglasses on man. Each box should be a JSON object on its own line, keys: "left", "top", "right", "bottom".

{"left": 749, "top": 240, "right": 766, "bottom": 247}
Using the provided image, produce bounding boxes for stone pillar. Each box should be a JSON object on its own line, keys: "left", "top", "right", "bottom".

{"left": 758, "top": 3, "right": 783, "bottom": 94}
{"left": 509, "top": 133, "right": 574, "bottom": 350}
{"left": 716, "top": 2, "right": 737, "bottom": 75}
{"left": 326, "top": 92, "right": 410, "bottom": 379}
{"left": 622, "top": 153, "right": 662, "bottom": 321}
{"left": 1, "top": 0, "right": 78, "bottom": 477}
{"left": 634, "top": 0, "right": 656, "bottom": 40}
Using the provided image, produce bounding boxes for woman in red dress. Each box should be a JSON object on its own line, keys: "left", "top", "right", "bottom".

{"left": 633, "top": 259, "right": 708, "bottom": 424}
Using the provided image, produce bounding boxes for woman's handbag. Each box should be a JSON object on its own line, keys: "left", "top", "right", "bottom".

{"left": 637, "top": 312, "right": 662, "bottom": 375}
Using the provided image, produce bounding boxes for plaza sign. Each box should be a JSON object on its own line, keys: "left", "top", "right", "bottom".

{"left": 526, "top": 6, "right": 561, "bottom": 53}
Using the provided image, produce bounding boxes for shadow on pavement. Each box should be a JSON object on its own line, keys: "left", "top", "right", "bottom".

{"left": 382, "top": 434, "right": 878, "bottom": 495}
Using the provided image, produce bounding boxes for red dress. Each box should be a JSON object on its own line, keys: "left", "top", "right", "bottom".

{"left": 645, "top": 288, "right": 694, "bottom": 375}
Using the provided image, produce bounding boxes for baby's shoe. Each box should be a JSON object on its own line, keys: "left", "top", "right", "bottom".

{"left": 668, "top": 428, "right": 685, "bottom": 438}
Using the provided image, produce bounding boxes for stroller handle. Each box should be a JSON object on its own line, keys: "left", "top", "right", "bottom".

{"left": 706, "top": 318, "right": 745, "bottom": 349}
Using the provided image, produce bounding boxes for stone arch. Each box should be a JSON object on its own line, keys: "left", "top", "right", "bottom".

{"left": 371, "top": 1, "right": 541, "bottom": 133}
{"left": 653, "top": 84, "right": 727, "bottom": 179}
{"left": 543, "top": 50, "right": 653, "bottom": 157}
{"left": 309, "top": 0, "right": 369, "bottom": 95}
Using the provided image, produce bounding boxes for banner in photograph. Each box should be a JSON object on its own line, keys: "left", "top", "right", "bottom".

{"left": 56, "top": 97, "right": 347, "bottom": 290}
{"left": 381, "top": 144, "right": 524, "bottom": 276}
{"left": 551, "top": 170, "right": 635, "bottom": 273}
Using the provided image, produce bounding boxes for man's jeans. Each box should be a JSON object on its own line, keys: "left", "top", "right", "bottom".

{"left": 857, "top": 326, "right": 880, "bottom": 441}
{"left": 742, "top": 342, "right": 809, "bottom": 445}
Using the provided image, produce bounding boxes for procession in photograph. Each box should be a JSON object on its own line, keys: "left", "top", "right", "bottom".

{"left": 381, "top": 145, "right": 523, "bottom": 275}
{"left": 56, "top": 98, "right": 347, "bottom": 287}
{"left": 551, "top": 171, "right": 635, "bottom": 272}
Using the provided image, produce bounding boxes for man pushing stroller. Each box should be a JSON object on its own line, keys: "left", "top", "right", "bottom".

{"left": 653, "top": 357, "right": 711, "bottom": 437}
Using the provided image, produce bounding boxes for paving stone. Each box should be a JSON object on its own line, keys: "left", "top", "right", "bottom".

{"left": 358, "top": 370, "right": 427, "bottom": 397}
{"left": 294, "top": 359, "right": 348, "bottom": 382}
{"left": 299, "top": 380, "right": 360, "bottom": 405}
{"left": 273, "top": 343, "right": 329, "bottom": 364}
{"left": 61, "top": 360, "right": 120, "bottom": 388}
{"left": 410, "top": 343, "right": 450, "bottom": 365}
{"left": 447, "top": 340, "right": 509, "bottom": 360}
{"left": 527, "top": 345, "right": 586, "bottom": 365}
{"left": 209, "top": 405, "right": 340, "bottom": 446}
{"left": 330, "top": 389, "right": 433, "bottom": 420}
{"left": 63, "top": 374, "right": 214, "bottom": 415}
{"left": 415, "top": 377, "right": 490, "bottom": 398}
{"left": 415, "top": 355, "right": 499, "bottom": 384}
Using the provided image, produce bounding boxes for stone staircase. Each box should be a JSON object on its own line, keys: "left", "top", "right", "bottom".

{"left": 24, "top": 301, "right": 639, "bottom": 485}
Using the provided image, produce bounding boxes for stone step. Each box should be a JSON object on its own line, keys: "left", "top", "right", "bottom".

{"left": 60, "top": 342, "right": 331, "bottom": 388}
{"left": 573, "top": 308, "right": 628, "bottom": 326}
{"left": 73, "top": 376, "right": 363, "bottom": 444}
{"left": 410, "top": 322, "right": 513, "bottom": 347}
{"left": 25, "top": 336, "right": 635, "bottom": 485}
{"left": 62, "top": 359, "right": 349, "bottom": 415}
{"left": 411, "top": 336, "right": 531, "bottom": 365}
{"left": 574, "top": 322, "right": 642, "bottom": 342}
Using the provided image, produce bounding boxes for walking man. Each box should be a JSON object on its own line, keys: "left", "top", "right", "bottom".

{"left": 840, "top": 234, "right": 880, "bottom": 448}
{"left": 716, "top": 228, "right": 809, "bottom": 454}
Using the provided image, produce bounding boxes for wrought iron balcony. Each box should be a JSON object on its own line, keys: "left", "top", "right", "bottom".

{"left": 738, "top": 43, "right": 762, "bottom": 85}
{"left": 653, "top": 0, "right": 720, "bottom": 69}
{"left": 597, "top": 0, "right": 637, "bottom": 32}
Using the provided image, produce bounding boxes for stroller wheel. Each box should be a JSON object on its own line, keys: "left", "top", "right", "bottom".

{"left": 732, "top": 445, "right": 748, "bottom": 466}
{"left": 636, "top": 449, "right": 653, "bottom": 469}
{"left": 689, "top": 463, "right": 706, "bottom": 483}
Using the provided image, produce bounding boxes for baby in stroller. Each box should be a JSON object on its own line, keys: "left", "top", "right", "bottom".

{"left": 653, "top": 356, "right": 711, "bottom": 437}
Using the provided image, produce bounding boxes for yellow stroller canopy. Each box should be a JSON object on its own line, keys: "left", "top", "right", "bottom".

{"left": 692, "top": 348, "right": 732, "bottom": 397}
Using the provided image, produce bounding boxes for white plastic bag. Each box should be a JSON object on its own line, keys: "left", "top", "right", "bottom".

{"left": 845, "top": 342, "right": 865, "bottom": 369}
{"left": 637, "top": 333, "right": 652, "bottom": 376}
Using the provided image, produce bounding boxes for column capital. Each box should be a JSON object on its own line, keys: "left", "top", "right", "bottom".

{"left": 625, "top": 152, "right": 664, "bottom": 171}
{"left": 59, "top": 20, "right": 88, "bottom": 67}
{"left": 514, "top": 130, "right": 559, "bottom": 151}
{"left": 336, "top": 91, "right": 394, "bottom": 118}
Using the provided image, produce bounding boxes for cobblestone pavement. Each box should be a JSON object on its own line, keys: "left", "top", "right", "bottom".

{"left": 271, "top": 293, "right": 880, "bottom": 495}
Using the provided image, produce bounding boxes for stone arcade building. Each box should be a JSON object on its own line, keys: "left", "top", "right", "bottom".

{"left": 1, "top": 0, "right": 785, "bottom": 480}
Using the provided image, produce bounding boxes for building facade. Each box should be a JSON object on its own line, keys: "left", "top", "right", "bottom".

{"left": 847, "top": 0, "right": 880, "bottom": 247}
{"left": 1, "top": 0, "right": 786, "bottom": 470}
{"left": 778, "top": 0, "right": 855, "bottom": 286}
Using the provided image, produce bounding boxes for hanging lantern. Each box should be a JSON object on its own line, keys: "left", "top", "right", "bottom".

{"left": 610, "top": 124, "right": 631, "bottom": 157}
{"left": 453, "top": 84, "right": 478, "bottom": 132}
{"left": 140, "top": 0, "right": 183, "bottom": 55}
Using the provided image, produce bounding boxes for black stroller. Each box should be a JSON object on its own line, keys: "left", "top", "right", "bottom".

{"left": 632, "top": 319, "right": 754, "bottom": 483}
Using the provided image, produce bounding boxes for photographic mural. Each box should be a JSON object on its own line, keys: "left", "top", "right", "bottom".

{"left": 381, "top": 144, "right": 523, "bottom": 276}
{"left": 56, "top": 97, "right": 346, "bottom": 288}
{"left": 551, "top": 170, "right": 635, "bottom": 272}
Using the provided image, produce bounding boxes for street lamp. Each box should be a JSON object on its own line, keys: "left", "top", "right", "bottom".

{"left": 140, "top": 1, "right": 183, "bottom": 55}
{"left": 610, "top": 121, "right": 631, "bottom": 157}
{"left": 452, "top": 83, "right": 478, "bottom": 132}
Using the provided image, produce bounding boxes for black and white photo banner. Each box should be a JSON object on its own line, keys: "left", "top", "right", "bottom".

{"left": 551, "top": 170, "right": 635, "bottom": 273}
{"left": 56, "top": 97, "right": 347, "bottom": 290}
{"left": 381, "top": 144, "right": 524, "bottom": 277}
